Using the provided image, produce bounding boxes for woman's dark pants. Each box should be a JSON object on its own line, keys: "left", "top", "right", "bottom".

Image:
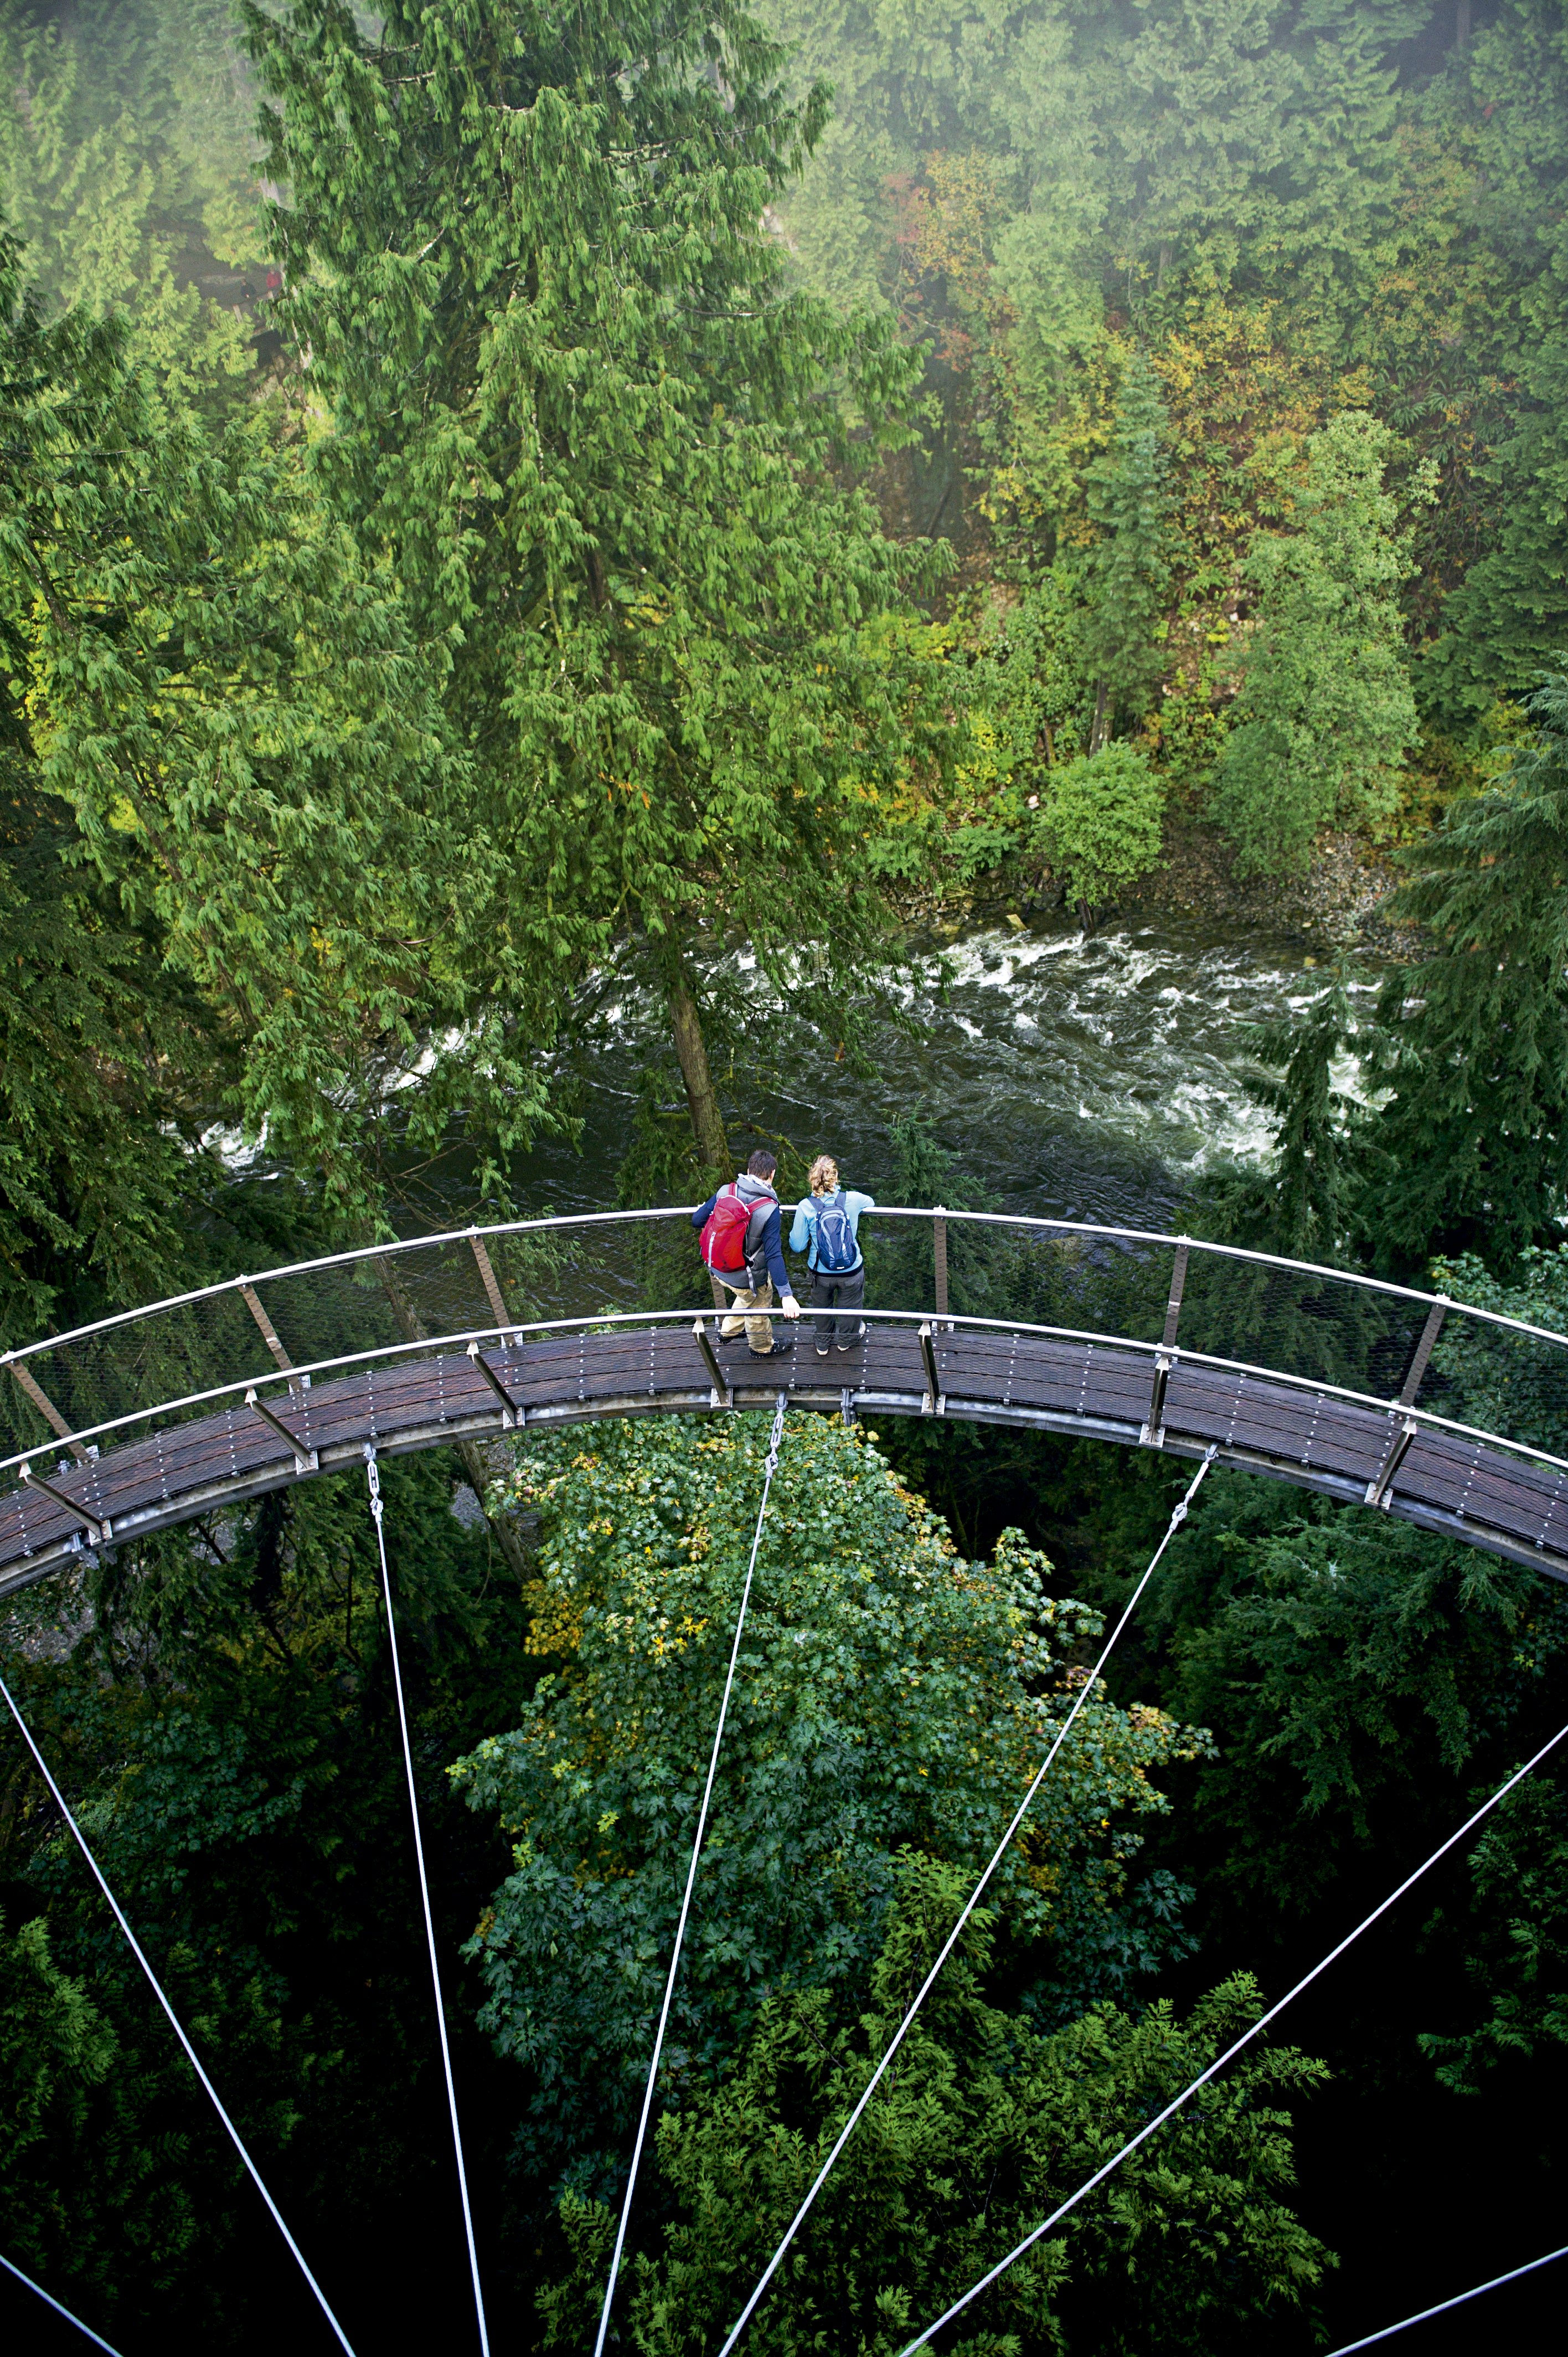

{"left": 810, "top": 1265, "right": 865, "bottom": 1352}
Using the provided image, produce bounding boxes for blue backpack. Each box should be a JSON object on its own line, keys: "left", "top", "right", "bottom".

{"left": 813, "top": 1188, "right": 858, "bottom": 1274}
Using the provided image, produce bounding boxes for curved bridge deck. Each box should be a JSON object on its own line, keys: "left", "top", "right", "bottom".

{"left": 6, "top": 1315, "right": 1568, "bottom": 1596}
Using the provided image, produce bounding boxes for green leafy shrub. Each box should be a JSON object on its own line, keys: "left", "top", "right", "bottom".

{"left": 1419, "top": 1777, "right": 1568, "bottom": 2094}
{"left": 1033, "top": 742, "right": 1164, "bottom": 916}
{"left": 0, "top": 1905, "right": 197, "bottom": 2323}
{"left": 1425, "top": 1243, "right": 1568, "bottom": 1454}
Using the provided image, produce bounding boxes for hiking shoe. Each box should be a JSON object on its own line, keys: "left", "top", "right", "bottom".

{"left": 837, "top": 1326, "right": 866, "bottom": 1352}
{"left": 815, "top": 1342, "right": 829, "bottom": 1358}
{"left": 749, "top": 1339, "right": 793, "bottom": 1358}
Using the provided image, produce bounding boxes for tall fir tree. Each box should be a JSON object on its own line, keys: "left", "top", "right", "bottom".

{"left": 1201, "top": 971, "right": 1369, "bottom": 1267}
{"left": 1418, "top": 1, "right": 1568, "bottom": 726}
{"left": 2, "top": 229, "right": 534, "bottom": 1237}
{"left": 246, "top": 0, "right": 952, "bottom": 1182}
{"left": 1081, "top": 348, "right": 1172, "bottom": 750}
{"left": 1361, "top": 670, "right": 1568, "bottom": 1272}
{"left": 1208, "top": 409, "right": 1423, "bottom": 874}
{"left": 1426, "top": 344, "right": 1568, "bottom": 726}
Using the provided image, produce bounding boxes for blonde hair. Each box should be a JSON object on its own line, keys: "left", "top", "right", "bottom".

{"left": 808, "top": 1155, "right": 839, "bottom": 1196}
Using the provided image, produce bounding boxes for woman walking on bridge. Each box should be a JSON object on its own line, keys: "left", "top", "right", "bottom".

{"left": 791, "top": 1156, "right": 875, "bottom": 1357}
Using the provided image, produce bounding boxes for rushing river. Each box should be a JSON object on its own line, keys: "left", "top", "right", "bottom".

{"left": 504, "top": 914, "right": 1372, "bottom": 1231}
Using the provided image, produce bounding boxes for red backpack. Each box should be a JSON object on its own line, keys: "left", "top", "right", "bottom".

{"left": 700, "top": 1185, "right": 754, "bottom": 1274}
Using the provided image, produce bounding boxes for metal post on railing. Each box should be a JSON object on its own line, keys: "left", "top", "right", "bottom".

{"left": 239, "top": 1282, "right": 306, "bottom": 1398}
{"left": 19, "top": 1462, "right": 108, "bottom": 1548}
{"left": 1400, "top": 1296, "right": 1450, "bottom": 1407}
{"left": 468, "top": 1232, "right": 518, "bottom": 1341}
{"left": 1141, "top": 1239, "right": 1189, "bottom": 1448}
{"left": 917, "top": 1323, "right": 945, "bottom": 1417}
{"left": 1368, "top": 1296, "right": 1450, "bottom": 1509}
{"left": 467, "top": 1342, "right": 523, "bottom": 1428}
{"left": 933, "top": 1207, "right": 948, "bottom": 1324}
{"left": 4, "top": 1356, "right": 89, "bottom": 1464}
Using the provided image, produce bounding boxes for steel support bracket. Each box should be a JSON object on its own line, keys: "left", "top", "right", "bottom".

{"left": 1162, "top": 1242, "right": 1190, "bottom": 1348}
{"left": 1366, "top": 1413, "right": 1419, "bottom": 1510}
{"left": 20, "top": 1461, "right": 109, "bottom": 1547}
{"left": 245, "top": 1386, "right": 318, "bottom": 1475}
{"left": 1140, "top": 1350, "right": 1175, "bottom": 1448}
{"left": 693, "top": 1318, "right": 733, "bottom": 1411}
{"left": 917, "top": 1321, "right": 946, "bottom": 1416}
{"left": 840, "top": 1387, "right": 856, "bottom": 1429}
{"left": 467, "top": 1341, "right": 522, "bottom": 1428}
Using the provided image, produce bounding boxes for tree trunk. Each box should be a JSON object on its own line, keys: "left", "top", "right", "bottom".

{"left": 1089, "top": 680, "right": 1109, "bottom": 756}
{"left": 668, "top": 972, "right": 731, "bottom": 1178}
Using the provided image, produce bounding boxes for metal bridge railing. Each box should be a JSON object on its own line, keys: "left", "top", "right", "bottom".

{"left": 4, "top": 1207, "right": 1568, "bottom": 1480}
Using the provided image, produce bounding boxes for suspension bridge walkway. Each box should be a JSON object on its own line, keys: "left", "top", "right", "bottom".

{"left": 4, "top": 1207, "right": 1568, "bottom": 1591}
{"left": 7, "top": 1205, "right": 1568, "bottom": 2357}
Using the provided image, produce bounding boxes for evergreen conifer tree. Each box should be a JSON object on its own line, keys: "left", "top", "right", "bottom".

{"left": 1202, "top": 972, "right": 1367, "bottom": 1267}
{"left": 1208, "top": 410, "right": 1423, "bottom": 874}
{"left": 0, "top": 0, "right": 265, "bottom": 416}
{"left": 1426, "top": 350, "right": 1568, "bottom": 724}
{"left": 246, "top": 0, "right": 951, "bottom": 1181}
{"left": 1081, "top": 348, "right": 1172, "bottom": 750}
{"left": 2, "top": 230, "right": 532, "bottom": 1237}
{"left": 1362, "top": 670, "right": 1568, "bottom": 1270}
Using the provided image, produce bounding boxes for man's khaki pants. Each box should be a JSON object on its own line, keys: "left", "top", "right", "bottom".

{"left": 718, "top": 1277, "right": 774, "bottom": 1353}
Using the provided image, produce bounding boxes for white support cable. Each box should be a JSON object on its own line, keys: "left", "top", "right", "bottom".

{"left": 1, "top": 2248, "right": 124, "bottom": 2354}
{"left": 1322, "top": 2241, "right": 1568, "bottom": 2354}
{"left": 364, "top": 1449, "right": 489, "bottom": 2357}
{"left": 895, "top": 1717, "right": 1568, "bottom": 2357}
{"left": 716, "top": 1444, "right": 1219, "bottom": 2357}
{"left": 594, "top": 1392, "right": 790, "bottom": 2357}
{"left": 0, "top": 1671, "right": 358, "bottom": 2356}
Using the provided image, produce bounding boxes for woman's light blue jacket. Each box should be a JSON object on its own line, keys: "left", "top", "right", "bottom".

{"left": 789, "top": 1188, "right": 876, "bottom": 1273}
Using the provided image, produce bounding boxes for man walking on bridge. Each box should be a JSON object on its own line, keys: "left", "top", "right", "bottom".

{"left": 694, "top": 1151, "right": 801, "bottom": 1358}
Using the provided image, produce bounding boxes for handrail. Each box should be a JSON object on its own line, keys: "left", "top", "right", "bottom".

{"left": 4, "top": 1203, "right": 1568, "bottom": 1365}
{"left": 7, "top": 1305, "right": 1568, "bottom": 1488}
{"left": 0, "top": 1205, "right": 681, "bottom": 1368}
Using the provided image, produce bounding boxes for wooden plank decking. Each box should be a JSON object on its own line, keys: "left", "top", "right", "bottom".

{"left": 4, "top": 1318, "right": 1567, "bottom": 1597}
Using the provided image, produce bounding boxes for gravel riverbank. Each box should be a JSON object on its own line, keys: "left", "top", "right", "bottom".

{"left": 1122, "top": 814, "right": 1420, "bottom": 957}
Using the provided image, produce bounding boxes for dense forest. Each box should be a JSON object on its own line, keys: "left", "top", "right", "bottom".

{"left": 3, "top": 2, "right": 1568, "bottom": 2351}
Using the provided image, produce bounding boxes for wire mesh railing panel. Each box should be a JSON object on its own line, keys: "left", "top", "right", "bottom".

{"left": 864, "top": 1216, "right": 1174, "bottom": 1345}
{"left": 13, "top": 1286, "right": 268, "bottom": 1453}
{"left": 0, "top": 1368, "right": 59, "bottom": 1459}
{"left": 1177, "top": 1250, "right": 1430, "bottom": 1406}
{"left": 7, "top": 1214, "right": 1568, "bottom": 1483}
{"left": 612, "top": 1212, "right": 721, "bottom": 1319}
{"left": 1424, "top": 1309, "right": 1568, "bottom": 1457}
{"left": 247, "top": 1257, "right": 404, "bottom": 1373}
